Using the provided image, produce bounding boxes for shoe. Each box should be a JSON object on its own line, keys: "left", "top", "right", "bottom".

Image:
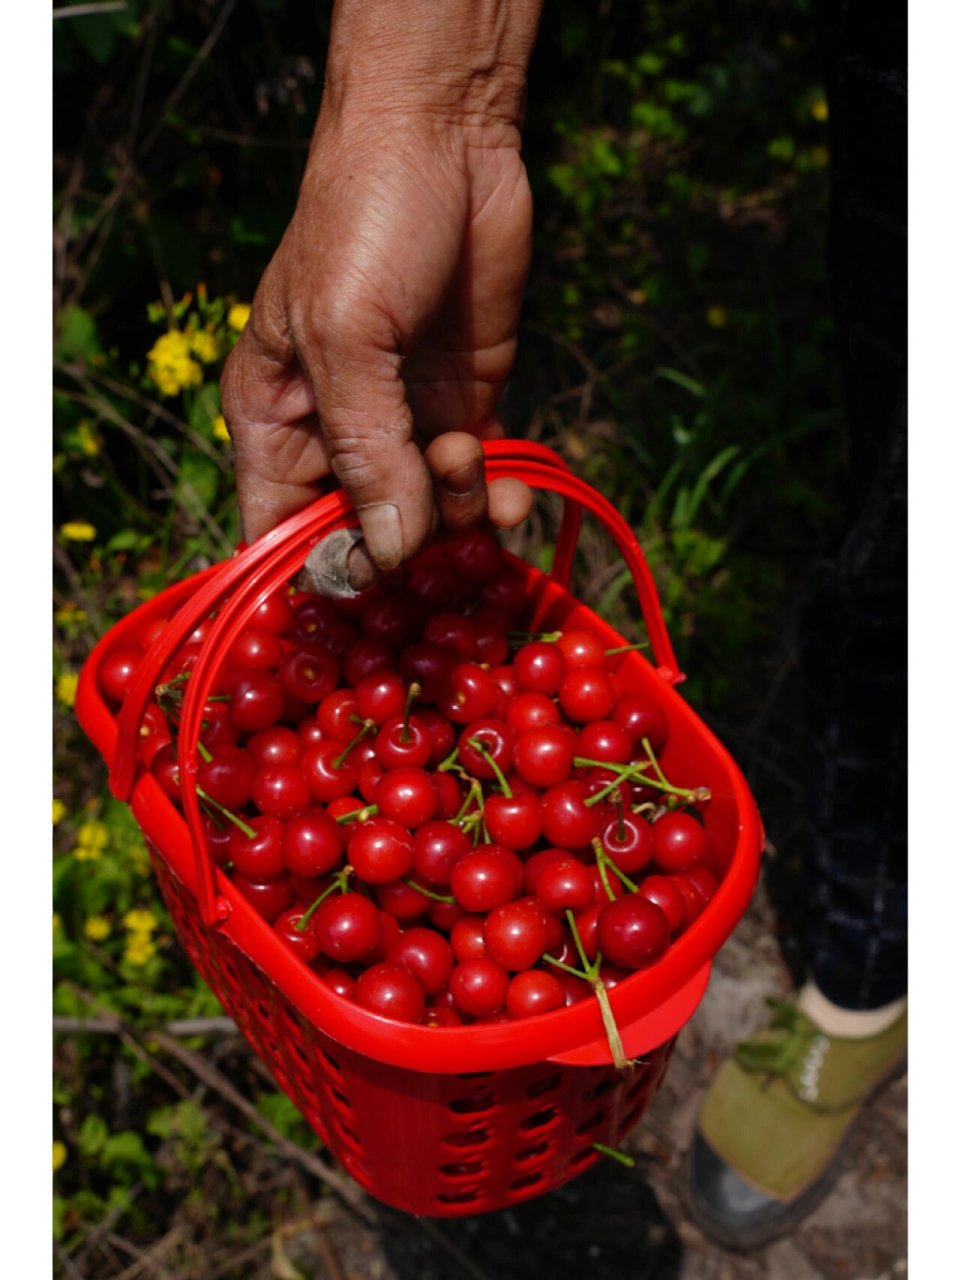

{"left": 684, "top": 997, "right": 907, "bottom": 1249}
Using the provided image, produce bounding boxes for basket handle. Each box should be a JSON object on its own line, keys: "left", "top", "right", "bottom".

{"left": 118, "top": 440, "right": 682, "bottom": 925}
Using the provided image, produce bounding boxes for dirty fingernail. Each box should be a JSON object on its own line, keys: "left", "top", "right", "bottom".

{"left": 357, "top": 501, "right": 404, "bottom": 571}
{"left": 345, "top": 540, "right": 377, "bottom": 593}
{"left": 297, "top": 528, "right": 366, "bottom": 599}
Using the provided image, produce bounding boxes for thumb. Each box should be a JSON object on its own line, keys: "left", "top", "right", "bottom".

{"left": 310, "top": 327, "right": 435, "bottom": 574}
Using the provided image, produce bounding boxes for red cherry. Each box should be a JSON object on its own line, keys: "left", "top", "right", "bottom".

{"left": 444, "top": 529, "right": 504, "bottom": 583}
{"left": 355, "top": 962, "right": 426, "bottom": 1023}
{"left": 506, "top": 691, "right": 561, "bottom": 732}
{"left": 652, "top": 812, "right": 707, "bottom": 873}
{"left": 557, "top": 668, "right": 616, "bottom": 723}
{"left": 449, "top": 845, "right": 524, "bottom": 913}
{"left": 279, "top": 643, "right": 339, "bottom": 704}
{"left": 597, "top": 896, "right": 671, "bottom": 969}
{"left": 448, "top": 958, "right": 509, "bottom": 1018}
{"left": 98, "top": 647, "right": 144, "bottom": 704}
{"left": 412, "top": 822, "right": 471, "bottom": 887}
{"left": 513, "top": 724, "right": 577, "bottom": 788}
{"left": 423, "top": 612, "right": 477, "bottom": 660}
{"left": 374, "top": 714, "right": 433, "bottom": 769}
{"left": 373, "top": 768, "right": 439, "bottom": 829}
{"left": 534, "top": 856, "right": 595, "bottom": 913}
{"left": 457, "top": 719, "right": 515, "bottom": 781}
{"left": 374, "top": 879, "right": 432, "bottom": 923}
{"left": 341, "top": 637, "right": 395, "bottom": 687}
{"left": 636, "top": 874, "right": 688, "bottom": 934}
{"left": 556, "top": 630, "right": 606, "bottom": 668}
{"left": 231, "top": 874, "right": 293, "bottom": 922}
{"left": 436, "top": 663, "right": 499, "bottom": 724}
{"left": 506, "top": 969, "right": 566, "bottom": 1019}
{"left": 482, "top": 897, "right": 549, "bottom": 971}
{"left": 313, "top": 892, "right": 383, "bottom": 963}
{"left": 388, "top": 927, "right": 454, "bottom": 995}
{"left": 612, "top": 694, "right": 669, "bottom": 754}
{"left": 361, "top": 594, "right": 423, "bottom": 650}
{"left": 226, "top": 671, "right": 286, "bottom": 733}
{"left": 274, "top": 906, "right": 324, "bottom": 963}
{"left": 577, "top": 720, "right": 632, "bottom": 765}
{"left": 399, "top": 642, "right": 456, "bottom": 702}
{"left": 512, "top": 641, "right": 566, "bottom": 695}
{"left": 227, "top": 627, "right": 283, "bottom": 671}
{"left": 230, "top": 815, "right": 286, "bottom": 881}
{"left": 451, "top": 916, "right": 488, "bottom": 963}
{"left": 315, "top": 689, "right": 360, "bottom": 742}
{"left": 600, "top": 813, "right": 654, "bottom": 874}
{"left": 540, "top": 780, "right": 604, "bottom": 849}
{"left": 302, "top": 740, "right": 359, "bottom": 802}
{"left": 250, "top": 764, "right": 312, "bottom": 819}
{"left": 484, "top": 791, "right": 542, "bottom": 850}
{"left": 355, "top": 671, "right": 406, "bottom": 724}
{"left": 283, "top": 808, "right": 345, "bottom": 878}
{"left": 347, "top": 816, "right": 415, "bottom": 884}
{"left": 249, "top": 589, "right": 294, "bottom": 635}
{"left": 197, "top": 745, "right": 255, "bottom": 811}
{"left": 246, "top": 726, "right": 304, "bottom": 769}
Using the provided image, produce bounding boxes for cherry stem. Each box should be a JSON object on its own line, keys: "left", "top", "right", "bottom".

{"left": 562, "top": 909, "right": 631, "bottom": 1070}
{"left": 401, "top": 681, "right": 422, "bottom": 744}
{"left": 333, "top": 804, "right": 378, "bottom": 825}
{"left": 437, "top": 746, "right": 461, "bottom": 774}
{"left": 405, "top": 879, "right": 456, "bottom": 904}
{"left": 592, "top": 1143, "right": 636, "bottom": 1168}
{"left": 575, "top": 755, "right": 709, "bottom": 805}
{"left": 604, "top": 642, "right": 649, "bottom": 656}
{"left": 196, "top": 788, "right": 256, "bottom": 839}
{"left": 507, "top": 630, "right": 562, "bottom": 644}
{"left": 466, "top": 737, "right": 512, "bottom": 798}
{"left": 296, "top": 868, "right": 353, "bottom": 930}
{"left": 196, "top": 740, "right": 213, "bottom": 764}
{"left": 333, "top": 720, "right": 374, "bottom": 770}
{"left": 591, "top": 837, "right": 639, "bottom": 895}
{"left": 453, "top": 779, "right": 483, "bottom": 824}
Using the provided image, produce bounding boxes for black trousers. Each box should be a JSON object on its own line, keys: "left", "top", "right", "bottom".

{"left": 801, "top": 0, "right": 907, "bottom": 1009}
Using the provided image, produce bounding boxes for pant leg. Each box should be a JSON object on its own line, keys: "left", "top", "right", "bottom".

{"left": 801, "top": 0, "right": 907, "bottom": 1010}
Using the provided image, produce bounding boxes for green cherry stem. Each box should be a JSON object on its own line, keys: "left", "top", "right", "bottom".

{"left": 603, "top": 642, "right": 649, "bottom": 656}
{"left": 195, "top": 788, "right": 256, "bottom": 839}
{"left": 466, "top": 738, "right": 512, "bottom": 798}
{"left": 333, "top": 804, "right": 378, "bottom": 825}
{"left": 591, "top": 837, "right": 640, "bottom": 895}
{"left": 592, "top": 1143, "right": 636, "bottom": 1168}
{"left": 295, "top": 867, "right": 353, "bottom": 931}
{"left": 196, "top": 740, "right": 213, "bottom": 764}
{"left": 400, "top": 681, "right": 422, "bottom": 744}
{"left": 405, "top": 879, "right": 456, "bottom": 904}
{"left": 333, "top": 720, "right": 375, "bottom": 770}
{"left": 562, "top": 910, "right": 631, "bottom": 1070}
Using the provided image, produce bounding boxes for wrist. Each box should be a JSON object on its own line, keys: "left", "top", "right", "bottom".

{"left": 321, "top": 0, "right": 542, "bottom": 134}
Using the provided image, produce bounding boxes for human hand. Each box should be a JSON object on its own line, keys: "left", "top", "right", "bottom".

{"left": 221, "top": 1, "right": 542, "bottom": 590}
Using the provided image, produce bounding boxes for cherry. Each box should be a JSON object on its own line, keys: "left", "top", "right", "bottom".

{"left": 597, "top": 896, "right": 671, "bottom": 969}
{"left": 399, "top": 642, "right": 456, "bottom": 702}
{"left": 557, "top": 667, "right": 616, "bottom": 723}
{"left": 506, "top": 691, "right": 561, "bottom": 732}
{"left": 354, "top": 671, "right": 406, "bottom": 724}
{"left": 540, "top": 780, "right": 604, "bottom": 848}
{"left": 416, "top": 707, "right": 456, "bottom": 763}
{"left": 246, "top": 726, "right": 304, "bottom": 769}
{"left": 444, "top": 528, "right": 504, "bottom": 583}
{"left": 230, "top": 815, "right": 286, "bottom": 881}
{"left": 374, "top": 713, "right": 433, "bottom": 770}
{"left": 451, "top": 915, "right": 489, "bottom": 963}
{"left": 312, "top": 892, "right": 383, "bottom": 963}
{"left": 318, "top": 967, "right": 356, "bottom": 1000}
{"left": 437, "top": 663, "right": 499, "bottom": 724}
{"left": 449, "top": 845, "right": 524, "bottom": 913}
{"left": 423, "top": 612, "right": 477, "bottom": 660}
{"left": 225, "top": 670, "right": 286, "bottom": 734}
{"left": 388, "top": 927, "right": 454, "bottom": 995}
{"left": 470, "top": 607, "right": 510, "bottom": 666}
{"left": 513, "top": 724, "right": 576, "bottom": 788}
{"left": 315, "top": 689, "right": 359, "bottom": 742}
{"left": 373, "top": 768, "right": 439, "bottom": 829}
{"left": 482, "top": 897, "right": 549, "bottom": 971}
{"left": 556, "top": 630, "right": 606, "bottom": 669}
{"left": 249, "top": 589, "right": 294, "bottom": 636}
{"left": 227, "top": 627, "right": 283, "bottom": 671}
{"left": 533, "top": 856, "right": 595, "bottom": 913}
{"left": 484, "top": 790, "right": 542, "bottom": 850}
{"left": 599, "top": 812, "right": 654, "bottom": 874}
{"left": 279, "top": 643, "right": 339, "bottom": 704}
{"left": 250, "top": 764, "right": 312, "bottom": 819}
{"left": 375, "top": 878, "right": 433, "bottom": 922}
{"left": 636, "top": 874, "right": 688, "bottom": 935}
{"left": 201, "top": 813, "right": 235, "bottom": 867}
{"left": 506, "top": 969, "right": 566, "bottom": 1019}
{"left": 577, "top": 720, "right": 632, "bottom": 765}
{"left": 199, "top": 700, "right": 240, "bottom": 750}
{"left": 652, "top": 811, "right": 707, "bottom": 873}
{"left": 355, "top": 962, "right": 426, "bottom": 1023}
{"left": 197, "top": 745, "right": 255, "bottom": 811}
{"left": 98, "top": 647, "right": 144, "bottom": 705}
{"left": 612, "top": 694, "right": 669, "bottom": 754}
{"left": 448, "top": 958, "right": 509, "bottom": 1018}
{"left": 457, "top": 719, "right": 515, "bottom": 782}
{"left": 232, "top": 874, "right": 293, "bottom": 923}
{"left": 347, "top": 817, "right": 415, "bottom": 884}
{"left": 412, "top": 821, "right": 471, "bottom": 887}
{"left": 283, "top": 808, "right": 345, "bottom": 878}
{"left": 512, "top": 640, "right": 566, "bottom": 695}
{"left": 274, "top": 907, "right": 324, "bottom": 963}
{"left": 341, "top": 637, "right": 395, "bottom": 687}
{"left": 137, "top": 703, "right": 172, "bottom": 767}
{"left": 361, "top": 594, "right": 423, "bottom": 650}
{"left": 302, "top": 740, "right": 360, "bottom": 802}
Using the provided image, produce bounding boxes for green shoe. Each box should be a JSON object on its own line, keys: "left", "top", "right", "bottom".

{"left": 685, "top": 997, "right": 907, "bottom": 1249}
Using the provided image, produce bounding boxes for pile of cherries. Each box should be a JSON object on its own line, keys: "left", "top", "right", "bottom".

{"left": 99, "top": 530, "right": 723, "bottom": 1033}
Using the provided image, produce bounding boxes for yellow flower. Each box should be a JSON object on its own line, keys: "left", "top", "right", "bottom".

{"left": 706, "top": 305, "right": 729, "bottom": 329}
{"left": 227, "top": 303, "right": 251, "bottom": 332}
{"left": 83, "top": 915, "right": 111, "bottom": 941}
{"left": 54, "top": 602, "right": 87, "bottom": 627}
{"left": 53, "top": 1142, "right": 67, "bottom": 1172}
{"left": 53, "top": 913, "right": 62, "bottom": 932}
{"left": 73, "top": 844, "right": 102, "bottom": 862}
{"left": 59, "top": 521, "right": 96, "bottom": 543}
{"left": 123, "top": 908, "right": 158, "bottom": 934}
{"left": 211, "top": 414, "right": 231, "bottom": 443}
{"left": 147, "top": 330, "right": 203, "bottom": 397}
{"left": 189, "top": 329, "right": 220, "bottom": 363}
{"left": 124, "top": 934, "right": 157, "bottom": 967}
{"left": 52, "top": 798, "right": 66, "bottom": 825}
{"left": 76, "top": 420, "right": 102, "bottom": 457}
{"left": 56, "top": 673, "right": 79, "bottom": 708}
{"left": 810, "top": 97, "right": 829, "bottom": 123}
{"left": 77, "top": 821, "right": 109, "bottom": 851}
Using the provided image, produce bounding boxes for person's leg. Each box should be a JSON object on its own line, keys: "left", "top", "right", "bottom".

{"left": 685, "top": 0, "right": 906, "bottom": 1246}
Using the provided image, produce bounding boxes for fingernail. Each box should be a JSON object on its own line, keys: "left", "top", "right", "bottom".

{"left": 357, "top": 501, "right": 404, "bottom": 570}
{"left": 443, "top": 458, "right": 482, "bottom": 498}
{"left": 345, "top": 541, "right": 377, "bottom": 592}
{"left": 297, "top": 528, "right": 366, "bottom": 599}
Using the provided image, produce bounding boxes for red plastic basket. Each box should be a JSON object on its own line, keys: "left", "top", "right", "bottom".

{"left": 76, "top": 440, "right": 762, "bottom": 1217}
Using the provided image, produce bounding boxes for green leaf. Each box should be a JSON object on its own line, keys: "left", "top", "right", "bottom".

{"left": 655, "top": 367, "right": 706, "bottom": 398}
{"left": 78, "top": 1113, "right": 109, "bottom": 1158}
{"left": 176, "top": 450, "right": 220, "bottom": 513}
{"left": 55, "top": 306, "right": 99, "bottom": 362}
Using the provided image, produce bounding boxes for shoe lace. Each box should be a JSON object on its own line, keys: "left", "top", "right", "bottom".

{"left": 734, "top": 998, "right": 839, "bottom": 1110}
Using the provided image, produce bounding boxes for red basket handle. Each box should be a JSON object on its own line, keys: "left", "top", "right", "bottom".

{"left": 116, "top": 440, "right": 681, "bottom": 925}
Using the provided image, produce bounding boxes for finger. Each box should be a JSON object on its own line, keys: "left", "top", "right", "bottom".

{"left": 306, "top": 320, "right": 435, "bottom": 573}
{"left": 424, "top": 431, "right": 488, "bottom": 535}
{"left": 487, "top": 476, "right": 533, "bottom": 529}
